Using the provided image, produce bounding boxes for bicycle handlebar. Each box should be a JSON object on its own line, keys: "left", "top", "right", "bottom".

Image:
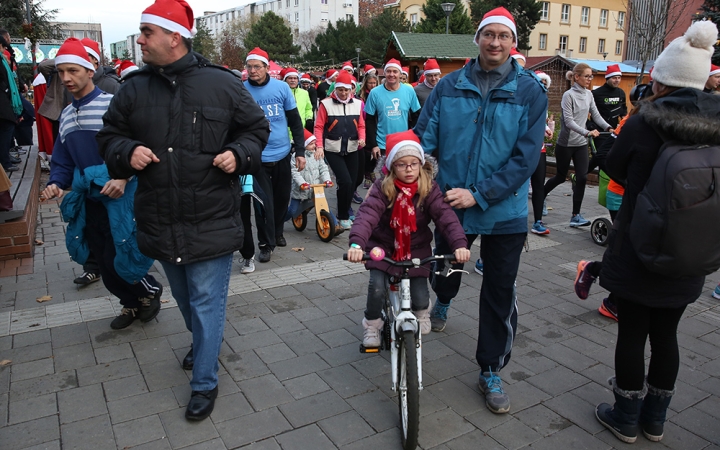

{"left": 342, "top": 250, "right": 457, "bottom": 266}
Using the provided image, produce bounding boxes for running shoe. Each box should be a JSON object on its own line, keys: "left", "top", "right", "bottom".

{"left": 474, "top": 258, "right": 484, "bottom": 276}
{"left": 574, "top": 260, "right": 597, "bottom": 300}
{"left": 531, "top": 220, "right": 550, "bottom": 235}
{"left": 569, "top": 213, "right": 590, "bottom": 227}
{"left": 598, "top": 297, "right": 618, "bottom": 321}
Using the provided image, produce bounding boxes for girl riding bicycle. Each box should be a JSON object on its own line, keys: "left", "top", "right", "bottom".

{"left": 346, "top": 130, "right": 470, "bottom": 348}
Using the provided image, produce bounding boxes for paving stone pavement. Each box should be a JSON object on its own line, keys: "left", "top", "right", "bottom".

{"left": 0, "top": 181, "right": 718, "bottom": 449}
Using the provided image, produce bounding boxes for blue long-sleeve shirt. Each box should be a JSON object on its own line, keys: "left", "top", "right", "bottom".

{"left": 48, "top": 87, "right": 113, "bottom": 190}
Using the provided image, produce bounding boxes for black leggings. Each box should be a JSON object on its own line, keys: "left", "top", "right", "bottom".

{"left": 615, "top": 297, "right": 686, "bottom": 391}
{"left": 325, "top": 151, "right": 359, "bottom": 220}
{"left": 544, "top": 144, "right": 589, "bottom": 215}
{"left": 531, "top": 153, "right": 546, "bottom": 222}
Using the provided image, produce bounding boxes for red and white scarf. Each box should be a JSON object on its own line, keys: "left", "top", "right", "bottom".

{"left": 390, "top": 179, "right": 418, "bottom": 260}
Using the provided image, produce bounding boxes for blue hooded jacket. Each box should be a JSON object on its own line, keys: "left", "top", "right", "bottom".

{"left": 60, "top": 165, "right": 153, "bottom": 284}
{"left": 414, "top": 57, "right": 547, "bottom": 235}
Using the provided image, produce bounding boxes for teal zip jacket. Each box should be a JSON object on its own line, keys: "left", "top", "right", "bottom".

{"left": 60, "top": 165, "right": 154, "bottom": 284}
{"left": 414, "top": 57, "right": 547, "bottom": 235}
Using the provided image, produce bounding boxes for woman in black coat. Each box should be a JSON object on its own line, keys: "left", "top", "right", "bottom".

{"left": 593, "top": 20, "right": 720, "bottom": 444}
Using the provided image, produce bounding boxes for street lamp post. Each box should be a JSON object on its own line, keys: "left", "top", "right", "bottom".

{"left": 355, "top": 47, "right": 361, "bottom": 73}
{"left": 440, "top": 2, "right": 455, "bottom": 35}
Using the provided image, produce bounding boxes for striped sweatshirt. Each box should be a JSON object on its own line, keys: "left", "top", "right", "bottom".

{"left": 48, "top": 87, "right": 113, "bottom": 190}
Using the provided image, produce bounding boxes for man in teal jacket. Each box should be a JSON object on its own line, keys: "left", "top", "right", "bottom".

{"left": 414, "top": 6, "right": 547, "bottom": 415}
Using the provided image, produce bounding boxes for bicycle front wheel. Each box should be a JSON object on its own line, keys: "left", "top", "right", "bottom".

{"left": 397, "top": 330, "right": 419, "bottom": 450}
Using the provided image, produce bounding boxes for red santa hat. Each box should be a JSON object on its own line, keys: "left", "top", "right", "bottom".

{"left": 510, "top": 48, "right": 526, "bottom": 63}
{"left": 300, "top": 73, "right": 312, "bottom": 82}
{"left": 326, "top": 69, "right": 339, "bottom": 80}
{"left": 474, "top": 7, "right": 517, "bottom": 46}
{"left": 363, "top": 64, "right": 376, "bottom": 75}
{"left": 241, "top": 69, "right": 248, "bottom": 81}
{"left": 119, "top": 60, "right": 139, "bottom": 78}
{"left": 80, "top": 38, "right": 101, "bottom": 62}
{"left": 534, "top": 71, "right": 551, "bottom": 88}
{"left": 384, "top": 59, "right": 402, "bottom": 72}
{"left": 334, "top": 71, "right": 354, "bottom": 89}
{"left": 113, "top": 58, "right": 121, "bottom": 70}
{"left": 141, "top": 0, "right": 196, "bottom": 38}
{"left": 246, "top": 47, "right": 269, "bottom": 65}
{"left": 605, "top": 63, "right": 622, "bottom": 78}
{"left": 282, "top": 67, "right": 299, "bottom": 80}
{"left": 351, "top": 76, "right": 358, "bottom": 87}
{"left": 710, "top": 64, "right": 720, "bottom": 76}
{"left": 55, "top": 38, "right": 95, "bottom": 71}
{"left": 423, "top": 59, "right": 440, "bottom": 75}
{"left": 401, "top": 66, "right": 409, "bottom": 76}
{"left": 303, "top": 129, "right": 316, "bottom": 148}
{"left": 341, "top": 60, "right": 354, "bottom": 72}
{"left": 385, "top": 130, "right": 425, "bottom": 172}
{"left": 417, "top": 74, "right": 425, "bottom": 84}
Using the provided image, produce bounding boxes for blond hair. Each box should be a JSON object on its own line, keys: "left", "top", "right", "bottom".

{"left": 381, "top": 159, "right": 434, "bottom": 208}
{"left": 566, "top": 63, "right": 592, "bottom": 81}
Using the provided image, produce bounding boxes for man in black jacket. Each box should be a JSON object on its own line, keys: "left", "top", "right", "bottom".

{"left": 0, "top": 31, "right": 20, "bottom": 173}
{"left": 589, "top": 63, "right": 627, "bottom": 173}
{"left": 97, "top": 0, "right": 269, "bottom": 422}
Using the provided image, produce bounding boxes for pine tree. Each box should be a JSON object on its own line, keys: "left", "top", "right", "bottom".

{"left": 0, "top": 0, "right": 61, "bottom": 41}
{"left": 416, "top": 0, "right": 474, "bottom": 34}
{"left": 698, "top": 0, "right": 720, "bottom": 63}
{"left": 468, "top": 0, "right": 542, "bottom": 50}
{"left": 192, "top": 19, "right": 218, "bottom": 63}
{"left": 361, "top": 9, "right": 411, "bottom": 63}
{"left": 244, "top": 12, "right": 300, "bottom": 63}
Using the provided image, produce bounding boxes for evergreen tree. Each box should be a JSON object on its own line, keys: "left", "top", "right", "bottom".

{"left": 468, "top": 0, "right": 541, "bottom": 50}
{"left": 192, "top": 19, "right": 218, "bottom": 62}
{"left": 244, "top": 11, "right": 300, "bottom": 63}
{"left": 0, "top": 0, "right": 61, "bottom": 41}
{"left": 361, "top": 9, "right": 411, "bottom": 63}
{"left": 699, "top": 0, "right": 720, "bottom": 63}
{"left": 416, "top": 0, "right": 474, "bottom": 34}
{"left": 302, "top": 19, "right": 366, "bottom": 64}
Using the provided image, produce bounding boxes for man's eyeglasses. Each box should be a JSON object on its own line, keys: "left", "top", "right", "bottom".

{"left": 246, "top": 64, "right": 265, "bottom": 72}
{"left": 480, "top": 32, "right": 513, "bottom": 43}
{"left": 394, "top": 162, "right": 421, "bottom": 170}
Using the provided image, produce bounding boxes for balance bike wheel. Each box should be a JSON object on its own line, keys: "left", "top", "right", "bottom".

{"left": 398, "top": 330, "right": 420, "bottom": 450}
{"left": 292, "top": 210, "right": 308, "bottom": 231}
{"left": 591, "top": 218, "right": 612, "bottom": 246}
{"left": 316, "top": 210, "right": 336, "bottom": 242}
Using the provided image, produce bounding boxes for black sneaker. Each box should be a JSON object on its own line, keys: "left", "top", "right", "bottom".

{"left": 74, "top": 271, "right": 101, "bottom": 285}
{"left": 9, "top": 156, "right": 21, "bottom": 164}
{"left": 138, "top": 283, "right": 163, "bottom": 322}
{"left": 111, "top": 307, "right": 137, "bottom": 329}
{"left": 257, "top": 246, "right": 272, "bottom": 263}
{"left": 276, "top": 235, "right": 287, "bottom": 247}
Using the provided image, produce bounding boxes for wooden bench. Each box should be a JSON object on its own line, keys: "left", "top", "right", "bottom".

{"left": 0, "top": 146, "right": 41, "bottom": 260}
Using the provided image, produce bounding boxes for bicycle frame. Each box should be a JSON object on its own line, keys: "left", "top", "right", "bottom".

{"left": 389, "top": 277, "right": 423, "bottom": 392}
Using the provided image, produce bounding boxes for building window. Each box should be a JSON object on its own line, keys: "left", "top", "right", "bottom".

{"left": 598, "top": 38, "right": 606, "bottom": 53}
{"left": 561, "top": 4, "right": 570, "bottom": 23}
{"left": 295, "top": 12, "right": 299, "bottom": 21}
{"left": 579, "top": 37, "right": 587, "bottom": 53}
{"left": 600, "top": 9, "right": 608, "bottom": 27}
{"left": 616, "top": 40, "right": 623, "bottom": 55}
{"left": 539, "top": 33, "right": 547, "bottom": 50}
{"left": 559, "top": 35, "right": 568, "bottom": 53}
{"left": 581, "top": 6, "right": 589, "bottom": 25}
{"left": 287, "top": 0, "right": 290, "bottom": 6}
{"left": 540, "top": 2, "right": 549, "bottom": 21}
{"left": 295, "top": 0, "right": 299, "bottom": 6}
{"left": 346, "top": 13, "right": 353, "bottom": 21}
{"left": 410, "top": 13, "right": 418, "bottom": 25}
{"left": 617, "top": 11, "right": 625, "bottom": 29}
{"left": 321, "top": 0, "right": 327, "bottom": 4}
{"left": 321, "top": 11, "right": 328, "bottom": 21}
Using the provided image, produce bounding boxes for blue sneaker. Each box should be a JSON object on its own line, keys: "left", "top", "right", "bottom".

{"left": 531, "top": 220, "right": 550, "bottom": 235}
{"left": 542, "top": 200, "right": 548, "bottom": 216}
{"left": 569, "top": 213, "right": 590, "bottom": 227}
{"left": 478, "top": 370, "right": 510, "bottom": 414}
{"left": 429, "top": 299, "right": 450, "bottom": 332}
{"left": 713, "top": 284, "right": 720, "bottom": 300}
{"left": 348, "top": 206, "right": 355, "bottom": 221}
{"left": 474, "top": 258, "right": 483, "bottom": 275}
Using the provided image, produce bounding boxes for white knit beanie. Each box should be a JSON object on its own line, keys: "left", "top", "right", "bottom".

{"left": 652, "top": 20, "right": 718, "bottom": 91}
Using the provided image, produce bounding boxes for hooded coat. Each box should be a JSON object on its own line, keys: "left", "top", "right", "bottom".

{"left": 600, "top": 88, "right": 720, "bottom": 308}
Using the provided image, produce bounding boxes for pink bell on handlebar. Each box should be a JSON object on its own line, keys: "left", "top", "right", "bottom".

{"left": 370, "top": 247, "right": 385, "bottom": 261}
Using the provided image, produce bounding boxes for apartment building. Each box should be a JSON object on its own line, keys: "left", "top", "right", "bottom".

{"left": 247, "top": 0, "right": 359, "bottom": 34}
{"left": 196, "top": 7, "right": 247, "bottom": 37}
{"left": 527, "top": 0, "right": 627, "bottom": 62}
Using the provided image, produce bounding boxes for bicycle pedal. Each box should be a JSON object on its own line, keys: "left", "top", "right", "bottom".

{"left": 359, "top": 344, "right": 381, "bottom": 353}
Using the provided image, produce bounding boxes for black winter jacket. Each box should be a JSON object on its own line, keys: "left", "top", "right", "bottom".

{"left": 600, "top": 88, "right": 720, "bottom": 308}
{"left": 97, "top": 51, "right": 270, "bottom": 265}
{"left": 591, "top": 83, "right": 628, "bottom": 129}
{"left": 0, "top": 60, "right": 16, "bottom": 124}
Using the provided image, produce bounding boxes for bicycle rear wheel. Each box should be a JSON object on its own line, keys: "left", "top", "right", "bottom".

{"left": 397, "top": 330, "right": 419, "bottom": 450}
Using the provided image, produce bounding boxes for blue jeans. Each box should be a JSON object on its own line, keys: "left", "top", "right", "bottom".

{"left": 160, "top": 253, "right": 233, "bottom": 391}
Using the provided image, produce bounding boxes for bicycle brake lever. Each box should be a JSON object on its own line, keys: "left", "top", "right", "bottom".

{"left": 446, "top": 269, "right": 469, "bottom": 276}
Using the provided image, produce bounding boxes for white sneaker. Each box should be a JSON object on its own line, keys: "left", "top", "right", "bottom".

{"left": 240, "top": 257, "right": 255, "bottom": 274}
{"left": 362, "top": 317, "right": 384, "bottom": 348}
{"left": 415, "top": 307, "right": 431, "bottom": 335}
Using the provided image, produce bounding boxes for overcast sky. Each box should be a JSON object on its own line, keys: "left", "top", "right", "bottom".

{"left": 44, "top": 0, "right": 247, "bottom": 52}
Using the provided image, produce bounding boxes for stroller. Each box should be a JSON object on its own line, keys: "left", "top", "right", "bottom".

{"left": 589, "top": 134, "right": 623, "bottom": 246}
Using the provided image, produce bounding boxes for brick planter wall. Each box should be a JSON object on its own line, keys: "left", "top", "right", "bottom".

{"left": 0, "top": 157, "right": 40, "bottom": 261}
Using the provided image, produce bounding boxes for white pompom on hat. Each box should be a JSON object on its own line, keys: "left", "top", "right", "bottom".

{"left": 534, "top": 71, "right": 551, "bottom": 88}
{"left": 652, "top": 20, "right": 718, "bottom": 91}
